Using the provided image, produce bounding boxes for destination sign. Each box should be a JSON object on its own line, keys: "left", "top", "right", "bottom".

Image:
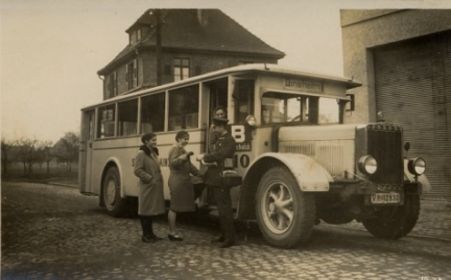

{"left": 284, "top": 78, "right": 323, "bottom": 93}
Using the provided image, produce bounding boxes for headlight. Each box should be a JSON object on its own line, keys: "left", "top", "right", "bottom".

{"left": 358, "top": 155, "right": 378, "bottom": 175}
{"left": 245, "top": 115, "right": 257, "bottom": 127}
{"left": 408, "top": 157, "right": 426, "bottom": 175}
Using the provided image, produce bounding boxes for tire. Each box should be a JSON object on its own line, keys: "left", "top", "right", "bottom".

{"left": 256, "top": 167, "right": 316, "bottom": 248}
{"left": 102, "top": 167, "right": 128, "bottom": 217}
{"left": 362, "top": 194, "right": 420, "bottom": 239}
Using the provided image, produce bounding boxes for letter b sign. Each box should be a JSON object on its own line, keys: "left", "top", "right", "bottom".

{"left": 231, "top": 125, "right": 245, "bottom": 143}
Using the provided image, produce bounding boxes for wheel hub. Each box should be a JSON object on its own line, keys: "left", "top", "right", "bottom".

{"left": 263, "top": 182, "right": 294, "bottom": 234}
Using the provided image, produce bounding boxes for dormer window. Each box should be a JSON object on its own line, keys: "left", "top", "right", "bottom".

{"left": 130, "top": 28, "right": 142, "bottom": 44}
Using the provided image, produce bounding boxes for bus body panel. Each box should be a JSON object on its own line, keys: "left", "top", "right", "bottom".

{"left": 243, "top": 152, "right": 333, "bottom": 192}
{"left": 278, "top": 125, "right": 357, "bottom": 179}
{"left": 87, "top": 130, "right": 205, "bottom": 200}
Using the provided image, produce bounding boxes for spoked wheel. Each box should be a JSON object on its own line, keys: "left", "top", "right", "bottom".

{"left": 362, "top": 193, "right": 420, "bottom": 239}
{"left": 256, "top": 167, "right": 316, "bottom": 248}
{"left": 102, "top": 167, "right": 128, "bottom": 217}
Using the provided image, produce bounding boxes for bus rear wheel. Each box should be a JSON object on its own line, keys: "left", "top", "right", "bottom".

{"left": 102, "top": 167, "right": 128, "bottom": 217}
{"left": 256, "top": 167, "right": 316, "bottom": 248}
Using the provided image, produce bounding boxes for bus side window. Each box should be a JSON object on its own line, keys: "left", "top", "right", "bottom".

{"left": 118, "top": 99, "right": 138, "bottom": 136}
{"left": 141, "top": 93, "right": 165, "bottom": 133}
{"left": 97, "top": 105, "right": 115, "bottom": 138}
{"left": 168, "top": 85, "right": 199, "bottom": 130}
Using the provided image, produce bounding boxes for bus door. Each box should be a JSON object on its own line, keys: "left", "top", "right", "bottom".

{"left": 231, "top": 79, "right": 255, "bottom": 170}
{"left": 204, "top": 78, "right": 228, "bottom": 153}
{"left": 229, "top": 79, "right": 255, "bottom": 208}
{"left": 80, "top": 110, "right": 95, "bottom": 193}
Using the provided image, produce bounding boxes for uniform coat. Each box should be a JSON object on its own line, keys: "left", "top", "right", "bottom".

{"left": 203, "top": 132, "right": 236, "bottom": 187}
{"left": 134, "top": 147, "right": 165, "bottom": 216}
{"left": 203, "top": 131, "right": 237, "bottom": 243}
{"left": 168, "top": 146, "right": 199, "bottom": 212}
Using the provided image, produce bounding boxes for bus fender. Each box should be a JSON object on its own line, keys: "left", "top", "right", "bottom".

{"left": 403, "top": 159, "right": 432, "bottom": 194}
{"left": 102, "top": 157, "right": 125, "bottom": 198}
{"left": 243, "top": 152, "right": 332, "bottom": 192}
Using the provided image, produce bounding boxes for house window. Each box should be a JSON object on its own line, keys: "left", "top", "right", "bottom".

{"left": 126, "top": 59, "right": 138, "bottom": 90}
{"left": 130, "top": 28, "right": 142, "bottom": 44}
{"left": 173, "top": 58, "right": 190, "bottom": 81}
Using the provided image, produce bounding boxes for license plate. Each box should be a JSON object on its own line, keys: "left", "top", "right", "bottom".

{"left": 370, "top": 192, "right": 400, "bottom": 204}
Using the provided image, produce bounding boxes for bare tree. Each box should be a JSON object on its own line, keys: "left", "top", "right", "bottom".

{"left": 1, "top": 138, "right": 12, "bottom": 177}
{"left": 15, "top": 138, "right": 38, "bottom": 175}
{"left": 35, "top": 140, "right": 53, "bottom": 175}
{"left": 53, "top": 132, "right": 79, "bottom": 172}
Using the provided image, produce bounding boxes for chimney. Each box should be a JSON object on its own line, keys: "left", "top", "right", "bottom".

{"left": 197, "top": 9, "right": 208, "bottom": 26}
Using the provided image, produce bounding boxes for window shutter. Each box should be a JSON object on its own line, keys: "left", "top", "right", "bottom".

{"left": 113, "top": 71, "right": 118, "bottom": 96}
{"left": 164, "top": 65, "right": 171, "bottom": 75}
{"left": 133, "top": 59, "right": 138, "bottom": 87}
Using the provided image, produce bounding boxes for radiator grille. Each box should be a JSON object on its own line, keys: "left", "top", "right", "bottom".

{"left": 283, "top": 143, "right": 315, "bottom": 156}
{"left": 281, "top": 141, "right": 353, "bottom": 178}
{"left": 367, "top": 124, "right": 403, "bottom": 185}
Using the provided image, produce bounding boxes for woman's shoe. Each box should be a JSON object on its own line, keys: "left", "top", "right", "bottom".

{"left": 168, "top": 233, "right": 183, "bottom": 241}
{"left": 142, "top": 235, "right": 156, "bottom": 243}
{"left": 150, "top": 234, "right": 163, "bottom": 241}
{"left": 142, "top": 234, "right": 163, "bottom": 243}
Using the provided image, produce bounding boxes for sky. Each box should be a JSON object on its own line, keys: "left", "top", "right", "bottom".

{"left": 1, "top": 0, "right": 450, "bottom": 142}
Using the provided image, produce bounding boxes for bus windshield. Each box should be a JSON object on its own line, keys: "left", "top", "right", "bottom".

{"left": 261, "top": 92, "right": 340, "bottom": 125}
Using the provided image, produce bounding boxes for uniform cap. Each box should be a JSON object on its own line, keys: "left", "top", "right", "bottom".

{"left": 212, "top": 117, "right": 229, "bottom": 126}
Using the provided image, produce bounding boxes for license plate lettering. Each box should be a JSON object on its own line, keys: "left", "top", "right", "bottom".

{"left": 370, "top": 192, "right": 400, "bottom": 204}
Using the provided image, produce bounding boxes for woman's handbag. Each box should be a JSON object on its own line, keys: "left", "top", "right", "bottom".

{"left": 220, "top": 169, "right": 242, "bottom": 188}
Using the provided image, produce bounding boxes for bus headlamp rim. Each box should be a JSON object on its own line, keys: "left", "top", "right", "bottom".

{"left": 358, "top": 155, "right": 378, "bottom": 175}
{"left": 408, "top": 157, "right": 426, "bottom": 176}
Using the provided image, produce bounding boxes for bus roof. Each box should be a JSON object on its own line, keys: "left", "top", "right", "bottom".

{"left": 82, "top": 63, "right": 361, "bottom": 111}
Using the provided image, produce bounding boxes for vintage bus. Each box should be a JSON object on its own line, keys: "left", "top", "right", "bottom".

{"left": 79, "top": 63, "right": 431, "bottom": 248}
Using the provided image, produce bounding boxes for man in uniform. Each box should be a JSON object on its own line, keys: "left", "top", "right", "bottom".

{"left": 202, "top": 117, "right": 237, "bottom": 248}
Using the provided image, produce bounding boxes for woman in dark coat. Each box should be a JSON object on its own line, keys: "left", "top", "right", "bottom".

{"left": 134, "top": 133, "right": 165, "bottom": 243}
{"left": 167, "top": 130, "right": 200, "bottom": 241}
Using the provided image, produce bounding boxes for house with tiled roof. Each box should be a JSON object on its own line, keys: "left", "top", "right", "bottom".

{"left": 98, "top": 9, "right": 285, "bottom": 99}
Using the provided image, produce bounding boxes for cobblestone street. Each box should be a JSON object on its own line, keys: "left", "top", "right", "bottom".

{"left": 2, "top": 182, "right": 451, "bottom": 280}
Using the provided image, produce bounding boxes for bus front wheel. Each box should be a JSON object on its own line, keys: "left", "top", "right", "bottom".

{"left": 362, "top": 193, "right": 420, "bottom": 239}
{"left": 256, "top": 167, "right": 316, "bottom": 248}
{"left": 102, "top": 167, "right": 128, "bottom": 217}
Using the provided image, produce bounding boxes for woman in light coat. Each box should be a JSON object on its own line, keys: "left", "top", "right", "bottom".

{"left": 134, "top": 132, "right": 165, "bottom": 243}
{"left": 167, "top": 130, "right": 200, "bottom": 241}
